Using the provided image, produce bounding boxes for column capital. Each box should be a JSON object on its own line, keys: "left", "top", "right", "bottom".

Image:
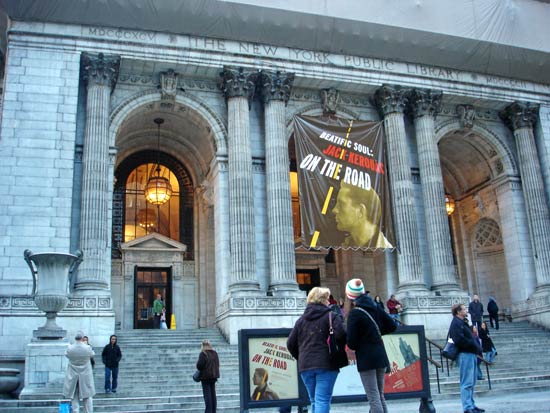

{"left": 219, "top": 66, "right": 258, "bottom": 103}
{"left": 456, "top": 105, "right": 476, "bottom": 129}
{"left": 259, "top": 70, "right": 294, "bottom": 105}
{"left": 81, "top": 52, "right": 120, "bottom": 90}
{"left": 410, "top": 89, "right": 442, "bottom": 118}
{"left": 374, "top": 84, "right": 411, "bottom": 116}
{"left": 500, "top": 101, "right": 539, "bottom": 131}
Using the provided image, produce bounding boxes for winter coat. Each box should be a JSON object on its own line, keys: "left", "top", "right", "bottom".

{"left": 468, "top": 300, "right": 483, "bottom": 322}
{"left": 386, "top": 298, "right": 401, "bottom": 315}
{"left": 63, "top": 341, "right": 96, "bottom": 399}
{"left": 449, "top": 316, "right": 481, "bottom": 355}
{"left": 487, "top": 298, "right": 499, "bottom": 315}
{"left": 478, "top": 327, "right": 495, "bottom": 353}
{"left": 347, "top": 294, "right": 397, "bottom": 371}
{"left": 196, "top": 349, "right": 220, "bottom": 381}
{"left": 102, "top": 340, "right": 122, "bottom": 369}
{"left": 287, "top": 303, "right": 346, "bottom": 373}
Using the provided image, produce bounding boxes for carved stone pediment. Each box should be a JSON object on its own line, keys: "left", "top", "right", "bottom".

{"left": 121, "top": 232, "right": 187, "bottom": 252}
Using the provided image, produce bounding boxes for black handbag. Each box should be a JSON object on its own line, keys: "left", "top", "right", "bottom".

{"left": 327, "top": 311, "right": 349, "bottom": 369}
{"left": 192, "top": 369, "right": 201, "bottom": 382}
{"left": 442, "top": 335, "right": 458, "bottom": 361}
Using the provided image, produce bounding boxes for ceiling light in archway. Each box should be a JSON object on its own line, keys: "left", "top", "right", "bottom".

{"left": 445, "top": 194, "right": 456, "bottom": 216}
{"left": 145, "top": 118, "right": 173, "bottom": 206}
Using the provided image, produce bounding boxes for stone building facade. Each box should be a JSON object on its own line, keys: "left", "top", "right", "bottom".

{"left": 1, "top": 1, "right": 550, "bottom": 365}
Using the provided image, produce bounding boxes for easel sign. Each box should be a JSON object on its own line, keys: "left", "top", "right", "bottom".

{"left": 238, "top": 328, "right": 308, "bottom": 412}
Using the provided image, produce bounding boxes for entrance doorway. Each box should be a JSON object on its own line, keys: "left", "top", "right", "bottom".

{"left": 296, "top": 269, "right": 320, "bottom": 295}
{"left": 134, "top": 267, "right": 172, "bottom": 329}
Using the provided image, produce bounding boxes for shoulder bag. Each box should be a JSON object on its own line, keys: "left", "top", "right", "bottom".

{"left": 441, "top": 333, "right": 458, "bottom": 361}
{"left": 327, "top": 311, "right": 349, "bottom": 369}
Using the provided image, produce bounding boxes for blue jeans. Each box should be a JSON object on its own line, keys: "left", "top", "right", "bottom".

{"left": 457, "top": 352, "right": 477, "bottom": 411}
{"left": 484, "top": 348, "right": 496, "bottom": 363}
{"left": 390, "top": 313, "right": 401, "bottom": 325}
{"left": 104, "top": 366, "right": 118, "bottom": 391}
{"left": 300, "top": 369, "right": 338, "bottom": 413}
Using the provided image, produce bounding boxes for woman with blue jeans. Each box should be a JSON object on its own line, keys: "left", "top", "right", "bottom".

{"left": 287, "top": 287, "right": 346, "bottom": 413}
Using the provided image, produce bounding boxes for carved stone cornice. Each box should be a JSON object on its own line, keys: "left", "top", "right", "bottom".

{"left": 500, "top": 101, "right": 539, "bottom": 131}
{"left": 320, "top": 88, "right": 340, "bottom": 114}
{"left": 81, "top": 52, "right": 120, "bottom": 90}
{"left": 259, "top": 70, "right": 294, "bottom": 105}
{"left": 409, "top": 89, "right": 442, "bottom": 118}
{"left": 374, "top": 84, "right": 411, "bottom": 116}
{"left": 219, "top": 66, "right": 258, "bottom": 103}
{"left": 456, "top": 105, "right": 476, "bottom": 129}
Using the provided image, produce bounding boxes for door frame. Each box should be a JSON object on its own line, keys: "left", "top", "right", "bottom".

{"left": 134, "top": 266, "right": 173, "bottom": 329}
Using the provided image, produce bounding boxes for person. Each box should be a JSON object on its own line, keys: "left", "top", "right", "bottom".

{"left": 346, "top": 279, "right": 396, "bottom": 413}
{"left": 468, "top": 295, "right": 484, "bottom": 329}
{"left": 386, "top": 294, "right": 402, "bottom": 325}
{"left": 479, "top": 322, "right": 496, "bottom": 363}
{"left": 82, "top": 336, "right": 95, "bottom": 368}
{"left": 160, "top": 308, "right": 168, "bottom": 329}
{"left": 153, "top": 293, "right": 164, "bottom": 329}
{"left": 63, "top": 331, "right": 95, "bottom": 413}
{"left": 487, "top": 296, "right": 499, "bottom": 330}
{"left": 331, "top": 182, "right": 393, "bottom": 248}
{"left": 448, "top": 303, "right": 484, "bottom": 413}
{"left": 471, "top": 325, "right": 484, "bottom": 380}
{"left": 196, "top": 339, "right": 220, "bottom": 413}
{"left": 374, "top": 295, "right": 385, "bottom": 312}
{"left": 251, "top": 367, "right": 279, "bottom": 400}
{"left": 102, "top": 334, "right": 122, "bottom": 394}
{"left": 287, "top": 286, "right": 346, "bottom": 413}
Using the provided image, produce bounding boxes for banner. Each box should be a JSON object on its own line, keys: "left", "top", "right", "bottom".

{"left": 293, "top": 115, "right": 394, "bottom": 249}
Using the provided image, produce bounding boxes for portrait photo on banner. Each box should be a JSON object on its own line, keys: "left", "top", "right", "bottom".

{"left": 292, "top": 115, "right": 395, "bottom": 250}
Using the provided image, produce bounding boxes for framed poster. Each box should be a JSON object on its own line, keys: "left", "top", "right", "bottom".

{"left": 333, "top": 325, "right": 431, "bottom": 402}
{"left": 239, "top": 328, "right": 308, "bottom": 411}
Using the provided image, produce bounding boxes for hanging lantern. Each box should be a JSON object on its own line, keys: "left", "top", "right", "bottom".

{"left": 445, "top": 194, "right": 456, "bottom": 216}
{"left": 137, "top": 208, "right": 157, "bottom": 229}
{"left": 145, "top": 118, "right": 173, "bottom": 205}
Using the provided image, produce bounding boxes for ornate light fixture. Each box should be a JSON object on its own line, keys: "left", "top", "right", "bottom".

{"left": 137, "top": 208, "right": 157, "bottom": 230}
{"left": 445, "top": 194, "right": 456, "bottom": 216}
{"left": 145, "top": 118, "right": 173, "bottom": 205}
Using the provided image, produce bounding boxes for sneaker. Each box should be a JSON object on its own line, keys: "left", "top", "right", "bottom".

{"left": 105, "top": 389, "right": 111, "bottom": 393}
{"left": 112, "top": 389, "right": 117, "bottom": 393}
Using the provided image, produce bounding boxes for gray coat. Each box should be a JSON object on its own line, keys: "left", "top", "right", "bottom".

{"left": 63, "top": 341, "right": 96, "bottom": 399}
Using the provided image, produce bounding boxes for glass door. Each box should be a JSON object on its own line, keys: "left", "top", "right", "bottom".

{"left": 134, "top": 267, "right": 172, "bottom": 329}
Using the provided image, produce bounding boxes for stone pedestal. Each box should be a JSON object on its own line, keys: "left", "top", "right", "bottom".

{"left": 20, "top": 341, "right": 68, "bottom": 398}
{"left": 216, "top": 295, "right": 306, "bottom": 344}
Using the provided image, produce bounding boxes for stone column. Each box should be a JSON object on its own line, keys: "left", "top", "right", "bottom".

{"left": 501, "top": 102, "right": 550, "bottom": 291}
{"left": 374, "top": 85, "right": 426, "bottom": 292}
{"left": 410, "top": 89, "right": 459, "bottom": 290}
{"left": 220, "top": 67, "right": 260, "bottom": 293}
{"left": 259, "top": 70, "right": 300, "bottom": 295}
{"left": 76, "top": 52, "right": 120, "bottom": 292}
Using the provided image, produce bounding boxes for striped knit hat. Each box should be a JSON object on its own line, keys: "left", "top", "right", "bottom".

{"left": 345, "top": 278, "right": 365, "bottom": 300}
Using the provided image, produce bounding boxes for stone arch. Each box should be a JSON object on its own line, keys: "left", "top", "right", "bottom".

{"left": 435, "top": 119, "right": 518, "bottom": 177}
{"left": 109, "top": 89, "right": 228, "bottom": 156}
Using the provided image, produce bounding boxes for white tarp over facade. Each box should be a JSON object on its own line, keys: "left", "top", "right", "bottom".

{"left": 0, "top": 0, "right": 549, "bottom": 84}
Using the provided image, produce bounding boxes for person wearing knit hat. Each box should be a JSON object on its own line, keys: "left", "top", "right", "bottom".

{"left": 346, "top": 278, "right": 365, "bottom": 300}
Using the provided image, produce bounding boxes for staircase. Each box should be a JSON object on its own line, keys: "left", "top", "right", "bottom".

{"left": 1, "top": 321, "right": 550, "bottom": 412}
{"left": 428, "top": 320, "right": 550, "bottom": 398}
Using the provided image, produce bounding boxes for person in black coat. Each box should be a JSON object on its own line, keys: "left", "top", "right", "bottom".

{"left": 448, "top": 304, "right": 483, "bottom": 413}
{"left": 468, "top": 295, "right": 483, "bottom": 329}
{"left": 479, "top": 322, "right": 496, "bottom": 362}
{"left": 196, "top": 339, "right": 220, "bottom": 413}
{"left": 287, "top": 287, "right": 346, "bottom": 413}
{"left": 346, "top": 279, "right": 396, "bottom": 413}
{"left": 101, "top": 334, "right": 122, "bottom": 393}
{"left": 487, "top": 297, "right": 499, "bottom": 330}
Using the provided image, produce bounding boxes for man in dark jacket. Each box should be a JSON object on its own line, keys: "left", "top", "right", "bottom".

{"left": 347, "top": 281, "right": 396, "bottom": 413}
{"left": 449, "top": 303, "right": 484, "bottom": 413}
{"left": 102, "top": 334, "right": 122, "bottom": 393}
{"left": 468, "top": 295, "right": 483, "bottom": 329}
{"left": 487, "top": 296, "right": 499, "bottom": 330}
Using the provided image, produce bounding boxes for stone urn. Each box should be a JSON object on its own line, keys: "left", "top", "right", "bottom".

{"left": 24, "top": 249, "right": 83, "bottom": 340}
{"left": 0, "top": 368, "right": 21, "bottom": 398}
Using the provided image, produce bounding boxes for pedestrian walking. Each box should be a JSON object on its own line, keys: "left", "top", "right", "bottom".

{"left": 448, "top": 303, "right": 484, "bottom": 413}
{"left": 153, "top": 293, "right": 164, "bottom": 329}
{"left": 468, "top": 295, "right": 484, "bottom": 329}
{"left": 101, "top": 334, "right": 122, "bottom": 393}
{"left": 346, "top": 279, "right": 396, "bottom": 413}
{"left": 196, "top": 339, "right": 220, "bottom": 413}
{"left": 63, "top": 331, "right": 95, "bottom": 413}
{"left": 479, "top": 322, "right": 497, "bottom": 363}
{"left": 487, "top": 296, "right": 499, "bottom": 330}
{"left": 287, "top": 287, "right": 346, "bottom": 413}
